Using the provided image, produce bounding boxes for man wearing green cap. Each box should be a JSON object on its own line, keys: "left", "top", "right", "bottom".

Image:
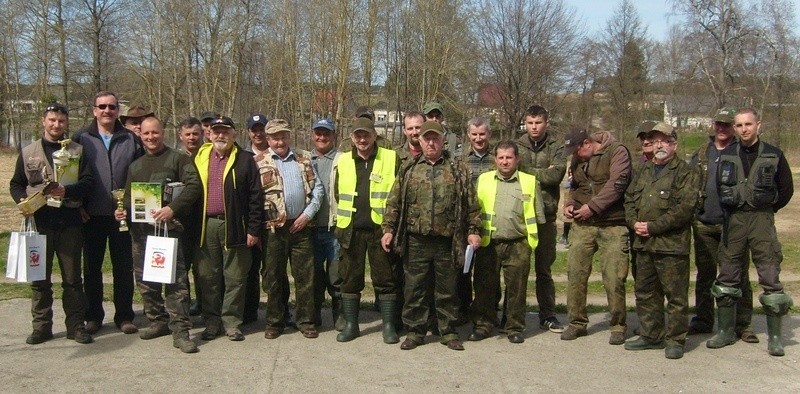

{"left": 423, "top": 101, "right": 461, "bottom": 156}
{"left": 688, "top": 107, "right": 754, "bottom": 340}
{"left": 623, "top": 122, "right": 698, "bottom": 359}
{"left": 334, "top": 117, "right": 401, "bottom": 344}
{"left": 381, "top": 120, "right": 482, "bottom": 351}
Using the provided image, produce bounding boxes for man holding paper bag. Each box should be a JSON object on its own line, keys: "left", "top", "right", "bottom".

{"left": 471, "top": 141, "right": 543, "bottom": 344}
{"left": 9, "top": 103, "right": 94, "bottom": 345}
{"left": 115, "top": 117, "right": 202, "bottom": 353}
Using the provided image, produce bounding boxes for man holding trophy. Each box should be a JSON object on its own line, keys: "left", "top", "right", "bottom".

{"left": 9, "top": 103, "right": 95, "bottom": 345}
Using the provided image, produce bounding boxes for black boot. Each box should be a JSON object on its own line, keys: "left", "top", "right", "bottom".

{"left": 379, "top": 298, "right": 399, "bottom": 344}
{"left": 331, "top": 297, "right": 345, "bottom": 332}
{"left": 336, "top": 294, "right": 360, "bottom": 342}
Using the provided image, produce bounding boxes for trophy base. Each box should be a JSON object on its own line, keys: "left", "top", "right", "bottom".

{"left": 119, "top": 220, "right": 129, "bottom": 232}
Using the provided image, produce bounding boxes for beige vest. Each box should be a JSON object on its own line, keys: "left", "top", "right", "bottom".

{"left": 21, "top": 140, "right": 83, "bottom": 208}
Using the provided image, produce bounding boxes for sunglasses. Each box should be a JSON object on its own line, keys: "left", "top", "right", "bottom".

{"left": 94, "top": 104, "right": 118, "bottom": 110}
{"left": 45, "top": 104, "right": 68, "bottom": 115}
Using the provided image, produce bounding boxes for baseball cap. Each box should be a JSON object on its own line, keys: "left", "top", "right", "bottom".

{"left": 648, "top": 122, "right": 677, "bottom": 140}
{"left": 422, "top": 102, "right": 444, "bottom": 115}
{"left": 636, "top": 120, "right": 657, "bottom": 139}
{"left": 210, "top": 116, "right": 235, "bottom": 129}
{"left": 420, "top": 120, "right": 444, "bottom": 136}
{"left": 265, "top": 119, "right": 292, "bottom": 134}
{"left": 247, "top": 113, "right": 268, "bottom": 130}
{"left": 564, "top": 128, "right": 589, "bottom": 155}
{"left": 350, "top": 117, "right": 375, "bottom": 134}
{"left": 312, "top": 118, "right": 336, "bottom": 132}
{"left": 200, "top": 111, "right": 220, "bottom": 122}
{"left": 714, "top": 107, "right": 736, "bottom": 124}
{"left": 120, "top": 106, "right": 154, "bottom": 123}
{"left": 355, "top": 106, "right": 375, "bottom": 120}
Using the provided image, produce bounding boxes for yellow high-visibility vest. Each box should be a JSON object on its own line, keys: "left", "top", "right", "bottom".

{"left": 476, "top": 170, "right": 538, "bottom": 249}
{"left": 336, "top": 147, "right": 397, "bottom": 228}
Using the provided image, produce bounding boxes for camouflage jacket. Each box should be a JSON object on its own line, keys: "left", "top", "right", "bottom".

{"left": 382, "top": 150, "right": 481, "bottom": 264}
{"left": 517, "top": 132, "right": 566, "bottom": 222}
{"left": 624, "top": 155, "right": 698, "bottom": 255}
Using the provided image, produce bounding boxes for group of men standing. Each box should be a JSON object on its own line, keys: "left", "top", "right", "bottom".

{"left": 10, "top": 93, "right": 794, "bottom": 357}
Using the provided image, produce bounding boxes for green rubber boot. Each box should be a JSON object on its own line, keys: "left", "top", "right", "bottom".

{"left": 336, "top": 294, "right": 360, "bottom": 342}
{"left": 765, "top": 314, "right": 785, "bottom": 357}
{"left": 760, "top": 292, "right": 793, "bottom": 357}
{"left": 379, "top": 299, "right": 399, "bottom": 344}
{"left": 706, "top": 305, "right": 737, "bottom": 349}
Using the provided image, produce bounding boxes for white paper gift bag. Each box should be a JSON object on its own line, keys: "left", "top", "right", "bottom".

{"left": 9, "top": 218, "right": 47, "bottom": 283}
{"left": 142, "top": 223, "right": 178, "bottom": 284}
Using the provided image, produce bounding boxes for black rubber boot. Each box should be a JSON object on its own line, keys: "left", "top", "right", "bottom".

{"left": 336, "top": 294, "right": 360, "bottom": 342}
{"left": 379, "top": 299, "right": 399, "bottom": 344}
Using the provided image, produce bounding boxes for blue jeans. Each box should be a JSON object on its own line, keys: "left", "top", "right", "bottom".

{"left": 313, "top": 227, "right": 341, "bottom": 306}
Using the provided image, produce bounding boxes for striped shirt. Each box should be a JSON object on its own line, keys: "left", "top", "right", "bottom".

{"left": 270, "top": 149, "right": 323, "bottom": 220}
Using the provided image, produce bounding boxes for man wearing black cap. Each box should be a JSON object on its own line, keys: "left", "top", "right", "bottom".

{"left": 309, "top": 118, "right": 344, "bottom": 330}
{"left": 73, "top": 91, "right": 143, "bottom": 336}
{"left": 560, "top": 128, "right": 632, "bottom": 345}
{"left": 688, "top": 107, "right": 754, "bottom": 339}
{"left": 193, "top": 116, "right": 262, "bottom": 341}
{"left": 10, "top": 103, "right": 94, "bottom": 345}
{"left": 243, "top": 113, "right": 270, "bottom": 324}
{"left": 623, "top": 122, "right": 698, "bottom": 359}
{"left": 257, "top": 119, "right": 324, "bottom": 340}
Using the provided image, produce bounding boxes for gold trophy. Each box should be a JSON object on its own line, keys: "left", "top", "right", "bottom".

{"left": 111, "top": 189, "right": 129, "bottom": 232}
{"left": 47, "top": 139, "right": 72, "bottom": 207}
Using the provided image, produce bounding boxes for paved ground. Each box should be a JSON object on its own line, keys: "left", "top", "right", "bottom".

{"left": 0, "top": 298, "right": 798, "bottom": 392}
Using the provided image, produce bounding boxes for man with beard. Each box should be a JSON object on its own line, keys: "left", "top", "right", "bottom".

{"left": 194, "top": 116, "right": 262, "bottom": 341}
{"left": 623, "top": 122, "right": 698, "bottom": 359}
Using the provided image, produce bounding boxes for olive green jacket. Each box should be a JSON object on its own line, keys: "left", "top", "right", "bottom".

{"left": 624, "top": 155, "right": 698, "bottom": 255}
{"left": 516, "top": 132, "right": 566, "bottom": 222}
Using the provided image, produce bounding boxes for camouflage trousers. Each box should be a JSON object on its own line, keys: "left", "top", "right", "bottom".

{"left": 30, "top": 225, "right": 87, "bottom": 334}
{"left": 692, "top": 221, "right": 752, "bottom": 331}
{"left": 262, "top": 224, "right": 315, "bottom": 331}
{"left": 131, "top": 225, "right": 191, "bottom": 334}
{"left": 566, "top": 223, "right": 628, "bottom": 332}
{"left": 339, "top": 227, "right": 399, "bottom": 296}
{"left": 472, "top": 238, "right": 531, "bottom": 335}
{"left": 633, "top": 252, "right": 689, "bottom": 345}
{"left": 403, "top": 234, "right": 459, "bottom": 343}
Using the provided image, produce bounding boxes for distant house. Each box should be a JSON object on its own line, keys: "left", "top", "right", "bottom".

{"left": 663, "top": 95, "right": 716, "bottom": 129}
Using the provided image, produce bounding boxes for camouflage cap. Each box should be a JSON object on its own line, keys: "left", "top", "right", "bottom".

{"left": 648, "top": 122, "right": 677, "bottom": 140}
{"left": 265, "top": 118, "right": 292, "bottom": 134}
{"left": 420, "top": 120, "right": 444, "bottom": 136}
{"left": 714, "top": 107, "right": 736, "bottom": 124}
{"left": 422, "top": 101, "right": 444, "bottom": 115}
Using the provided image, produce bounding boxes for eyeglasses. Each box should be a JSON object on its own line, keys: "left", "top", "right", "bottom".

{"left": 45, "top": 104, "right": 68, "bottom": 115}
{"left": 651, "top": 139, "right": 675, "bottom": 146}
{"left": 94, "top": 104, "right": 118, "bottom": 110}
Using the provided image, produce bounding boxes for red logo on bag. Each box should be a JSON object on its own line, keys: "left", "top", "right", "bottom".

{"left": 29, "top": 251, "right": 40, "bottom": 267}
{"left": 151, "top": 252, "right": 165, "bottom": 268}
